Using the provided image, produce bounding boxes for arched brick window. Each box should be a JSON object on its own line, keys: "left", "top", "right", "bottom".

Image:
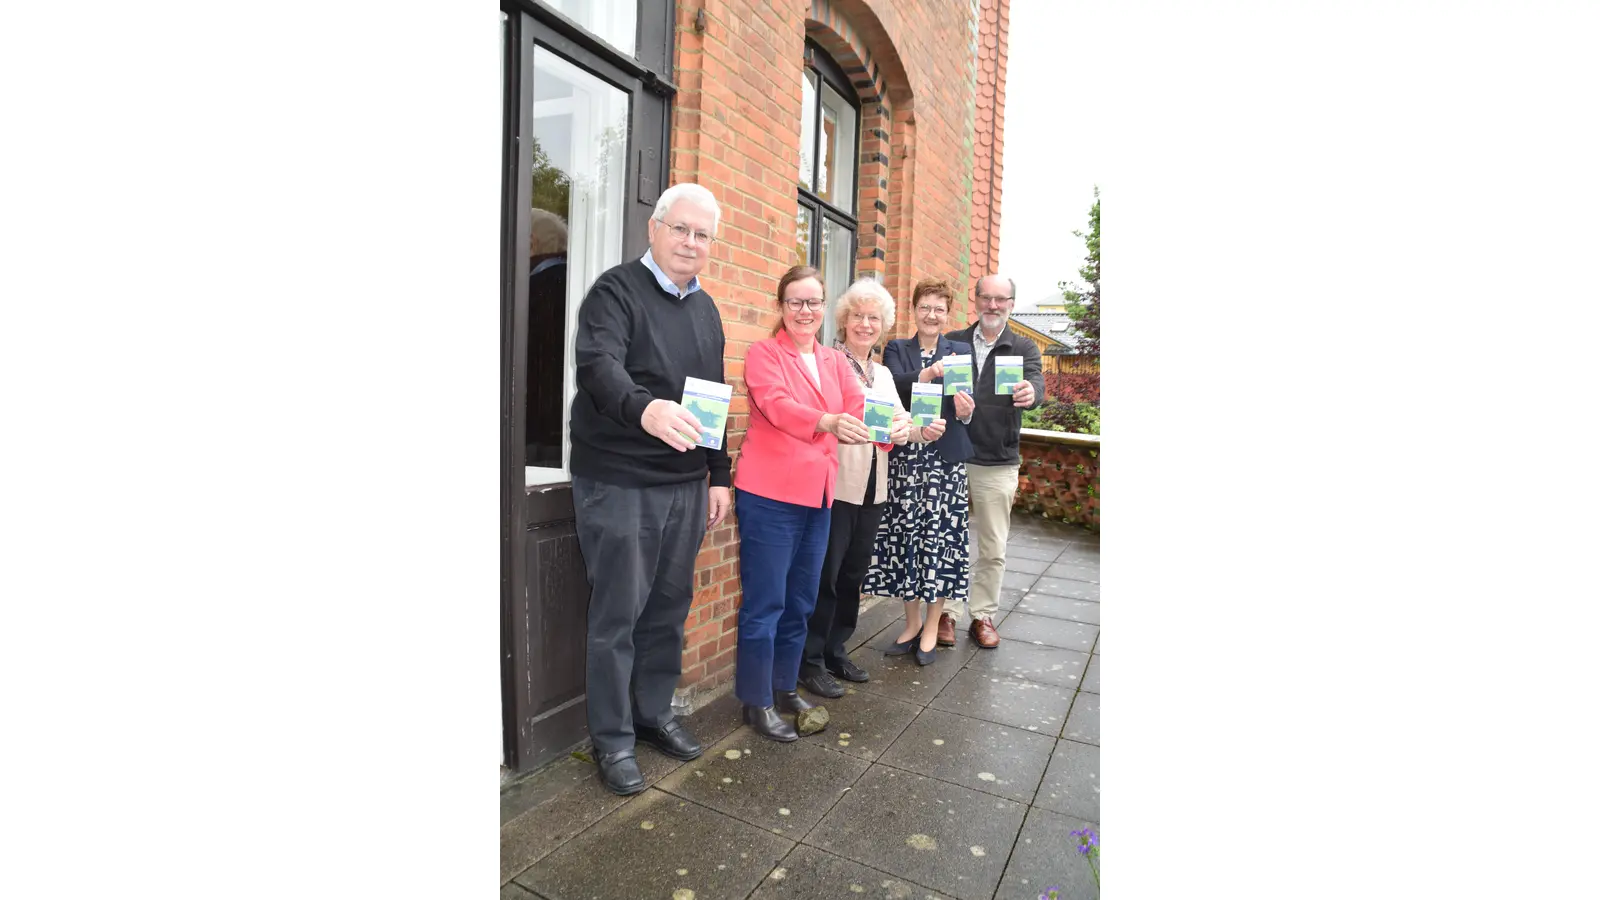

{"left": 795, "top": 38, "right": 862, "bottom": 325}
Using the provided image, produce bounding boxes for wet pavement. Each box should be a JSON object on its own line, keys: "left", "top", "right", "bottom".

{"left": 502, "top": 513, "right": 1100, "bottom": 900}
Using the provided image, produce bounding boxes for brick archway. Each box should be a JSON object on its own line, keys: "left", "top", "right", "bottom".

{"left": 804, "top": 0, "right": 916, "bottom": 330}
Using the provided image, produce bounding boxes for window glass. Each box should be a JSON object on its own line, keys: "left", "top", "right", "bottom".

{"left": 819, "top": 83, "right": 857, "bottom": 214}
{"left": 541, "top": 0, "right": 637, "bottom": 56}
{"left": 819, "top": 216, "right": 853, "bottom": 328}
{"left": 526, "top": 46, "right": 630, "bottom": 484}
{"left": 795, "top": 204, "right": 812, "bottom": 266}
{"left": 799, "top": 71, "right": 818, "bottom": 191}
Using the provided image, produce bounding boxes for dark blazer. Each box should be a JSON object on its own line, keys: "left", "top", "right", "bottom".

{"left": 944, "top": 322, "right": 1046, "bottom": 467}
{"left": 881, "top": 336, "right": 974, "bottom": 465}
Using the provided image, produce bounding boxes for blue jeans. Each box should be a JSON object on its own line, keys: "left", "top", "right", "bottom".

{"left": 734, "top": 489, "right": 832, "bottom": 707}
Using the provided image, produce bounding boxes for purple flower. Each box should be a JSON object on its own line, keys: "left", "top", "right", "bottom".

{"left": 1070, "top": 827, "right": 1099, "bottom": 855}
{"left": 1038, "top": 888, "right": 1062, "bottom": 900}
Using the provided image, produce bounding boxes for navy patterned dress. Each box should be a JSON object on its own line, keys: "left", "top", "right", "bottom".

{"left": 861, "top": 348, "right": 971, "bottom": 604}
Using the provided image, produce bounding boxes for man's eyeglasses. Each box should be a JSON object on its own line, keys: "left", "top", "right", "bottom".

{"left": 784, "top": 298, "right": 825, "bottom": 311}
{"left": 658, "top": 220, "right": 717, "bottom": 246}
{"left": 976, "top": 293, "right": 1012, "bottom": 306}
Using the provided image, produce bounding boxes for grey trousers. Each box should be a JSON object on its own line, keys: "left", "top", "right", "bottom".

{"left": 572, "top": 475, "right": 707, "bottom": 755}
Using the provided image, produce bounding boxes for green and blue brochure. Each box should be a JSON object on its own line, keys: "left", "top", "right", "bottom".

{"left": 681, "top": 377, "right": 732, "bottom": 449}
{"left": 993, "top": 355, "right": 1024, "bottom": 394}
{"left": 942, "top": 354, "right": 973, "bottom": 396}
{"left": 862, "top": 393, "right": 897, "bottom": 443}
{"left": 910, "top": 381, "right": 942, "bottom": 426}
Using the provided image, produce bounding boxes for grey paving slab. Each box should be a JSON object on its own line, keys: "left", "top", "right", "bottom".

{"left": 928, "top": 668, "right": 1077, "bottom": 735}
{"left": 1062, "top": 691, "right": 1098, "bottom": 746}
{"left": 749, "top": 845, "right": 955, "bottom": 900}
{"left": 878, "top": 707, "right": 1056, "bottom": 803}
{"left": 995, "top": 612, "right": 1098, "bottom": 653}
{"left": 963, "top": 640, "right": 1090, "bottom": 691}
{"left": 1081, "top": 655, "right": 1099, "bottom": 694}
{"left": 850, "top": 598, "right": 907, "bottom": 653}
{"left": 1003, "top": 555, "right": 1051, "bottom": 576}
{"left": 515, "top": 788, "right": 792, "bottom": 900}
{"left": 1043, "top": 561, "right": 1099, "bottom": 584}
{"left": 684, "top": 690, "right": 748, "bottom": 750}
{"left": 1029, "top": 577, "right": 1100, "bottom": 602}
{"left": 850, "top": 630, "right": 976, "bottom": 705}
{"left": 1004, "top": 543, "right": 1061, "bottom": 563}
{"left": 501, "top": 883, "right": 541, "bottom": 900}
{"left": 994, "top": 807, "right": 1100, "bottom": 900}
{"left": 1005, "top": 531, "right": 1062, "bottom": 550}
{"left": 796, "top": 685, "right": 923, "bottom": 763}
{"left": 806, "top": 765, "right": 1027, "bottom": 900}
{"left": 1013, "top": 595, "right": 1099, "bottom": 625}
{"left": 1033, "top": 740, "right": 1099, "bottom": 821}
{"left": 1001, "top": 570, "right": 1039, "bottom": 592}
{"left": 501, "top": 755, "right": 593, "bottom": 826}
{"left": 500, "top": 749, "right": 683, "bottom": 884}
{"left": 656, "top": 728, "right": 870, "bottom": 837}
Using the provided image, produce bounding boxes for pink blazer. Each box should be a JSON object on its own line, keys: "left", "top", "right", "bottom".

{"left": 733, "top": 334, "right": 866, "bottom": 507}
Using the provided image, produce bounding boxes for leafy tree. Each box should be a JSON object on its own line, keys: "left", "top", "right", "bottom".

{"left": 1058, "top": 186, "right": 1100, "bottom": 360}
{"left": 530, "top": 138, "right": 571, "bottom": 221}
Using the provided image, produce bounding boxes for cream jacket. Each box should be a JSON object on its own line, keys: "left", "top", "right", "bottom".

{"left": 833, "top": 362, "right": 923, "bottom": 506}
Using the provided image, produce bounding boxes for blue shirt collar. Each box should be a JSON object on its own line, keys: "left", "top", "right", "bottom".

{"left": 640, "top": 251, "right": 700, "bottom": 298}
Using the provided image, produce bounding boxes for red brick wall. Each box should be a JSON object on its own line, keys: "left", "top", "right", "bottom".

{"left": 669, "top": 0, "right": 1008, "bottom": 696}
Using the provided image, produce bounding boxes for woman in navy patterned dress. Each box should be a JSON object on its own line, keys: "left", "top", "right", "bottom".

{"left": 861, "top": 278, "right": 975, "bottom": 665}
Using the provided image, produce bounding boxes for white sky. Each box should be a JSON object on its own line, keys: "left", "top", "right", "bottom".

{"left": 997, "top": 1, "right": 1105, "bottom": 311}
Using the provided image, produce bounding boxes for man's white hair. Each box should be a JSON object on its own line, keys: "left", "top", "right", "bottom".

{"left": 652, "top": 183, "right": 721, "bottom": 232}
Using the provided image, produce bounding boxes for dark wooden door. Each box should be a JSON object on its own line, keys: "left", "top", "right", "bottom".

{"left": 501, "top": 1, "right": 675, "bottom": 773}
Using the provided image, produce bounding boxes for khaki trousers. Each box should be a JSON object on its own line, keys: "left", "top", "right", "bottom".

{"left": 965, "top": 462, "right": 1020, "bottom": 622}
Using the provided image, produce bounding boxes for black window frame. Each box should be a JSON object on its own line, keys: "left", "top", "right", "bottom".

{"left": 797, "top": 39, "right": 861, "bottom": 309}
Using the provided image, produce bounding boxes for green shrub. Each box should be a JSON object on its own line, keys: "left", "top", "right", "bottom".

{"left": 1022, "top": 398, "right": 1099, "bottom": 435}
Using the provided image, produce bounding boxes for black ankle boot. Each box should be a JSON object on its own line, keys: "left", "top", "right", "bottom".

{"left": 742, "top": 704, "right": 799, "bottom": 742}
{"left": 774, "top": 690, "right": 814, "bottom": 714}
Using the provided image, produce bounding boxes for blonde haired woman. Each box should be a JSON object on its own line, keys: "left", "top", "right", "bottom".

{"left": 798, "top": 278, "right": 925, "bottom": 698}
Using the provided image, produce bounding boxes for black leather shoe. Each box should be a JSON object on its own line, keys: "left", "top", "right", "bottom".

{"left": 774, "top": 690, "right": 814, "bottom": 714}
{"left": 915, "top": 645, "right": 936, "bottom": 666}
{"left": 636, "top": 718, "right": 703, "bottom": 761}
{"left": 800, "top": 670, "right": 846, "bottom": 698}
{"left": 743, "top": 704, "right": 798, "bottom": 742}
{"left": 884, "top": 635, "right": 917, "bottom": 656}
{"left": 596, "top": 748, "right": 645, "bottom": 796}
{"left": 829, "top": 659, "right": 869, "bottom": 683}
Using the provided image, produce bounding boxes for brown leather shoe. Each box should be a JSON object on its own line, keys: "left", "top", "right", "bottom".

{"left": 936, "top": 612, "right": 957, "bottom": 647}
{"left": 969, "top": 616, "right": 1000, "bottom": 648}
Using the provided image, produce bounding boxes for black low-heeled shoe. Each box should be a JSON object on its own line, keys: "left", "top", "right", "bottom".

{"left": 743, "top": 704, "right": 799, "bottom": 742}
{"left": 636, "top": 718, "right": 703, "bottom": 761}
{"left": 915, "top": 644, "right": 936, "bottom": 666}
{"left": 884, "top": 635, "right": 917, "bottom": 656}
{"left": 595, "top": 748, "right": 646, "bottom": 796}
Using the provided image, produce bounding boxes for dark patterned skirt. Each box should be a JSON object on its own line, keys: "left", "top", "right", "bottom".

{"left": 861, "top": 441, "right": 970, "bottom": 604}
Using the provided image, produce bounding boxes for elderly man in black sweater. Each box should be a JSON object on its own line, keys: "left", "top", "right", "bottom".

{"left": 943, "top": 275, "right": 1045, "bottom": 649}
{"left": 568, "top": 182, "right": 731, "bottom": 795}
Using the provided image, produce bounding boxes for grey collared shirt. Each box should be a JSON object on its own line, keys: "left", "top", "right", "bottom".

{"left": 972, "top": 324, "right": 1002, "bottom": 375}
{"left": 640, "top": 251, "right": 701, "bottom": 298}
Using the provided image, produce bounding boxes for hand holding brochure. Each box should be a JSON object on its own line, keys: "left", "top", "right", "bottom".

{"left": 941, "top": 354, "right": 973, "bottom": 396}
{"left": 862, "top": 393, "right": 897, "bottom": 443}
{"left": 681, "top": 377, "right": 732, "bottom": 450}
{"left": 910, "top": 381, "right": 942, "bottom": 426}
{"left": 993, "top": 355, "right": 1024, "bottom": 394}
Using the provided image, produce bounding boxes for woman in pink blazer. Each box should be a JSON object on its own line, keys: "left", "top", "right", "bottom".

{"left": 732, "top": 265, "right": 871, "bottom": 741}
